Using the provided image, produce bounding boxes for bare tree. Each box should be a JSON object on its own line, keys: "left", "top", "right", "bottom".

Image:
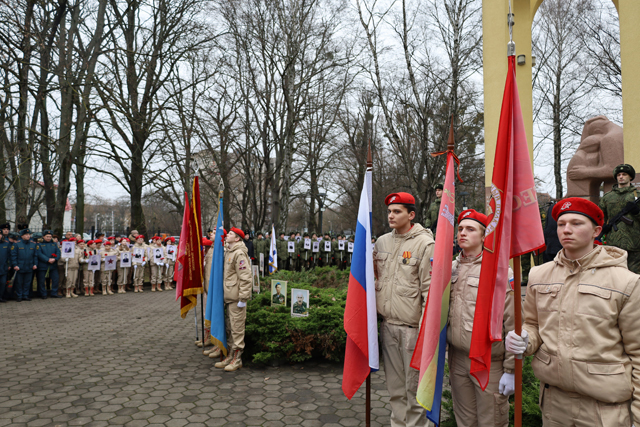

{"left": 533, "top": 0, "right": 594, "bottom": 199}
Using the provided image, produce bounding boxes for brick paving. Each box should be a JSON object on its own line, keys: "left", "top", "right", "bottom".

{"left": 0, "top": 289, "right": 393, "bottom": 426}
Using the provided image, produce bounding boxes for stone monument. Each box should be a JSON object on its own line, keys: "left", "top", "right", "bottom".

{"left": 565, "top": 116, "right": 632, "bottom": 203}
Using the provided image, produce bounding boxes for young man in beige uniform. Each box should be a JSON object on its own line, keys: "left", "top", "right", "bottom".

{"left": 213, "top": 227, "right": 252, "bottom": 372}
{"left": 116, "top": 238, "right": 131, "bottom": 293}
{"left": 163, "top": 237, "right": 176, "bottom": 290}
{"left": 448, "top": 209, "right": 515, "bottom": 427}
{"left": 99, "top": 241, "right": 117, "bottom": 295}
{"left": 374, "top": 192, "right": 434, "bottom": 427}
{"left": 149, "top": 236, "right": 165, "bottom": 292}
{"left": 131, "top": 235, "right": 147, "bottom": 292}
{"left": 506, "top": 197, "right": 640, "bottom": 427}
{"left": 82, "top": 240, "right": 98, "bottom": 296}
{"left": 64, "top": 239, "right": 83, "bottom": 298}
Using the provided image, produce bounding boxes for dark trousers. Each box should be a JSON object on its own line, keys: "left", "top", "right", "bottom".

{"left": 4, "top": 269, "right": 14, "bottom": 299}
{"left": 14, "top": 272, "right": 34, "bottom": 300}
{"left": 0, "top": 274, "right": 6, "bottom": 301}
{"left": 36, "top": 267, "right": 59, "bottom": 297}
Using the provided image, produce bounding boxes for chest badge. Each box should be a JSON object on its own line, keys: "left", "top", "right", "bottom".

{"left": 402, "top": 251, "right": 411, "bottom": 264}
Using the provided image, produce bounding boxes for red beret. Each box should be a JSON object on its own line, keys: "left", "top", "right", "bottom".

{"left": 103, "top": 241, "right": 112, "bottom": 245}
{"left": 458, "top": 209, "right": 488, "bottom": 227}
{"left": 230, "top": 227, "right": 245, "bottom": 240}
{"left": 136, "top": 235, "right": 145, "bottom": 240}
{"left": 68, "top": 237, "right": 76, "bottom": 242}
{"left": 121, "top": 238, "right": 130, "bottom": 243}
{"left": 76, "top": 239, "right": 84, "bottom": 244}
{"left": 202, "top": 238, "right": 213, "bottom": 247}
{"left": 94, "top": 239, "right": 103, "bottom": 244}
{"left": 87, "top": 240, "right": 94, "bottom": 245}
{"left": 385, "top": 192, "right": 416, "bottom": 206}
{"left": 552, "top": 197, "right": 604, "bottom": 227}
{"left": 152, "top": 236, "right": 161, "bottom": 241}
{"left": 164, "top": 236, "right": 175, "bottom": 243}
{"left": 108, "top": 236, "right": 115, "bottom": 240}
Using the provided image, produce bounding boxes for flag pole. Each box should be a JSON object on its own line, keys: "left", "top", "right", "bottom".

{"left": 513, "top": 255, "right": 523, "bottom": 427}
{"left": 365, "top": 139, "right": 373, "bottom": 427}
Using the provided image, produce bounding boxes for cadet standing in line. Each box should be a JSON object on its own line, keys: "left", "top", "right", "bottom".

{"left": 212, "top": 228, "right": 252, "bottom": 371}
{"left": 149, "top": 236, "right": 165, "bottom": 292}
{"left": 599, "top": 163, "right": 640, "bottom": 273}
{"left": 0, "top": 233, "right": 10, "bottom": 302}
{"left": 163, "top": 237, "right": 176, "bottom": 291}
{"left": 506, "top": 198, "right": 640, "bottom": 426}
{"left": 131, "top": 235, "right": 147, "bottom": 293}
{"left": 64, "top": 239, "right": 82, "bottom": 298}
{"left": 447, "top": 209, "right": 515, "bottom": 427}
{"left": 374, "top": 192, "right": 434, "bottom": 427}
{"left": 100, "top": 241, "right": 117, "bottom": 295}
{"left": 276, "top": 232, "right": 287, "bottom": 270}
{"left": 11, "top": 229, "right": 38, "bottom": 302}
{"left": 116, "top": 237, "right": 131, "bottom": 293}
{"left": 35, "top": 230, "right": 62, "bottom": 299}
{"left": 82, "top": 240, "right": 97, "bottom": 296}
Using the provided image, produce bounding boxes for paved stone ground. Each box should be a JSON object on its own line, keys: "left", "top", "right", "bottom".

{"left": 0, "top": 288, "right": 393, "bottom": 426}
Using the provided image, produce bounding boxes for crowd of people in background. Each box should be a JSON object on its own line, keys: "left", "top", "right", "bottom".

{"left": 221, "top": 229, "right": 359, "bottom": 273}
{"left": 0, "top": 226, "right": 176, "bottom": 302}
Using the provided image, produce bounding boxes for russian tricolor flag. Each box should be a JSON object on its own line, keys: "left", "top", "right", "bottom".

{"left": 342, "top": 168, "right": 379, "bottom": 400}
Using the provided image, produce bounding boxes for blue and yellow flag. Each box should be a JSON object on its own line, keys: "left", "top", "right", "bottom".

{"left": 204, "top": 194, "right": 227, "bottom": 356}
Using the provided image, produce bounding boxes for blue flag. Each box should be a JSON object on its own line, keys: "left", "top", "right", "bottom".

{"left": 204, "top": 196, "right": 227, "bottom": 356}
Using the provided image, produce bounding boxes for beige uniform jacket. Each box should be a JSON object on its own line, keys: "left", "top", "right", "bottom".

{"left": 116, "top": 244, "right": 130, "bottom": 267}
{"left": 203, "top": 248, "right": 213, "bottom": 293}
{"left": 223, "top": 242, "right": 252, "bottom": 304}
{"left": 66, "top": 248, "right": 82, "bottom": 270}
{"left": 447, "top": 252, "right": 516, "bottom": 374}
{"left": 523, "top": 246, "right": 640, "bottom": 418}
{"left": 374, "top": 223, "right": 435, "bottom": 327}
{"left": 149, "top": 245, "right": 165, "bottom": 266}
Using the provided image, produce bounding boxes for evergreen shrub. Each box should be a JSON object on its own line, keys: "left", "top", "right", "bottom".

{"left": 245, "top": 267, "right": 350, "bottom": 364}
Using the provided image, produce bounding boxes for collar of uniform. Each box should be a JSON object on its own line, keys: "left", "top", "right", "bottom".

{"left": 392, "top": 223, "right": 416, "bottom": 239}
{"left": 459, "top": 251, "right": 482, "bottom": 264}
{"left": 613, "top": 185, "right": 637, "bottom": 194}
{"left": 558, "top": 245, "right": 601, "bottom": 270}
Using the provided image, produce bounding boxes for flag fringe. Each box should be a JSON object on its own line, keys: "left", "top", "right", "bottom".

{"left": 180, "top": 295, "right": 198, "bottom": 319}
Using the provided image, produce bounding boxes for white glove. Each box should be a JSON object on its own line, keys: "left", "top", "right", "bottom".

{"left": 237, "top": 301, "right": 246, "bottom": 308}
{"left": 499, "top": 372, "right": 515, "bottom": 396}
{"left": 506, "top": 330, "right": 529, "bottom": 355}
{"left": 142, "top": 262, "right": 146, "bottom": 267}
{"left": 158, "top": 262, "right": 164, "bottom": 266}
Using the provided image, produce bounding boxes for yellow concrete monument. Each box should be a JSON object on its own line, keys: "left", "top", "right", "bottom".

{"left": 483, "top": 0, "right": 639, "bottom": 188}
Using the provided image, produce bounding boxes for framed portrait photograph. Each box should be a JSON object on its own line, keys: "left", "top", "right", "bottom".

{"left": 271, "top": 280, "right": 287, "bottom": 306}
{"left": 312, "top": 241, "right": 320, "bottom": 253}
{"left": 291, "top": 289, "right": 309, "bottom": 317}
{"left": 120, "top": 252, "right": 132, "bottom": 268}
{"left": 61, "top": 241, "right": 75, "bottom": 259}
{"left": 88, "top": 254, "right": 101, "bottom": 271}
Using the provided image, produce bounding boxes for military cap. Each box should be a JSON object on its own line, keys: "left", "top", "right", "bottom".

{"left": 8, "top": 232, "right": 19, "bottom": 239}
{"left": 458, "top": 209, "right": 488, "bottom": 227}
{"left": 552, "top": 197, "right": 604, "bottom": 227}
{"left": 434, "top": 183, "right": 444, "bottom": 190}
{"left": 0, "top": 223, "right": 9, "bottom": 229}
{"left": 385, "top": 192, "right": 415, "bottom": 206}
{"left": 42, "top": 230, "right": 52, "bottom": 236}
{"left": 613, "top": 164, "right": 635, "bottom": 180}
{"left": 230, "top": 227, "right": 245, "bottom": 240}
{"left": 19, "top": 229, "right": 31, "bottom": 236}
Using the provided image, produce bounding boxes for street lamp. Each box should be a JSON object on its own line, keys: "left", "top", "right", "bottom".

{"left": 460, "top": 191, "right": 470, "bottom": 210}
{"left": 318, "top": 192, "right": 327, "bottom": 235}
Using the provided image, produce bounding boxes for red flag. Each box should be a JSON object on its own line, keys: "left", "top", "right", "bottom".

{"left": 174, "top": 192, "right": 189, "bottom": 301}
{"left": 469, "top": 55, "right": 545, "bottom": 389}
{"left": 179, "top": 177, "right": 204, "bottom": 318}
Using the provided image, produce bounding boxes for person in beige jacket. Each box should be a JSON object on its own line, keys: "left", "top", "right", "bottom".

{"left": 447, "top": 209, "right": 515, "bottom": 427}
{"left": 148, "top": 236, "right": 165, "bottom": 292}
{"left": 163, "top": 237, "right": 177, "bottom": 291}
{"left": 82, "top": 240, "right": 98, "bottom": 296}
{"left": 374, "top": 192, "right": 434, "bottom": 427}
{"left": 131, "top": 235, "right": 147, "bottom": 292}
{"left": 213, "top": 227, "right": 252, "bottom": 372}
{"left": 506, "top": 197, "right": 640, "bottom": 427}
{"left": 99, "top": 241, "right": 118, "bottom": 295}
{"left": 116, "top": 238, "right": 131, "bottom": 293}
{"left": 64, "top": 240, "right": 83, "bottom": 298}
